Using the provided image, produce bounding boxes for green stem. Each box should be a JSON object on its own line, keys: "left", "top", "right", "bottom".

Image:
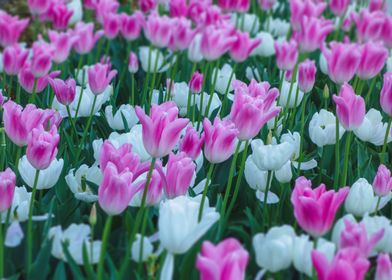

{"left": 198, "top": 164, "right": 215, "bottom": 222}
{"left": 147, "top": 48, "right": 162, "bottom": 113}
{"left": 381, "top": 118, "right": 392, "bottom": 164}
{"left": 186, "top": 63, "right": 198, "bottom": 118}
{"left": 192, "top": 93, "right": 197, "bottom": 124}
{"left": 220, "top": 63, "right": 237, "bottom": 117}
{"left": 197, "top": 63, "right": 210, "bottom": 131}
{"left": 141, "top": 46, "right": 152, "bottom": 108}
{"left": 74, "top": 70, "right": 86, "bottom": 119}
{"left": 288, "top": 85, "right": 301, "bottom": 130}
{"left": 97, "top": 215, "right": 112, "bottom": 280}
{"left": 16, "top": 78, "right": 21, "bottom": 104}
{"left": 76, "top": 95, "right": 97, "bottom": 160}
{"left": 334, "top": 115, "right": 340, "bottom": 190}
{"left": 166, "top": 53, "right": 180, "bottom": 102}
{"left": 28, "top": 79, "right": 38, "bottom": 104}
{"left": 365, "top": 76, "right": 377, "bottom": 105}
{"left": 0, "top": 129, "right": 5, "bottom": 171}
{"left": 66, "top": 105, "right": 77, "bottom": 140}
{"left": 131, "top": 74, "right": 135, "bottom": 105}
{"left": 375, "top": 196, "right": 381, "bottom": 215}
{"left": 26, "top": 169, "right": 40, "bottom": 276}
{"left": 297, "top": 96, "right": 308, "bottom": 175}
{"left": 75, "top": 55, "right": 84, "bottom": 82}
{"left": 263, "top": 171, "right": 273, "bottom": 231}
{"left": 340, "top": 131, "right": 352, "bottom": 187}
{"left": 204, "top": 59, "right": 221, "bottom": 118}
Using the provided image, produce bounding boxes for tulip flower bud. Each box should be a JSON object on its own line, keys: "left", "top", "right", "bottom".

{"left": 189, "top": 71, "right": 203, "bottom": 94}
{"left": 345, "top": 178, "right": 375, "bottom": 217}
{"left": 128, "top": 51, "right": 139, "bottom": 74}
{"left": 373, "top": 164, "right": 392, "bottom": 197}
{"left": 88, "top": 62, "right": 117, "bottom": 95}
{"left": 0, "top": 168, "right": 16, "bottom": 212}
{"left": 323, "top": 84, "right": 329, "bottom": 100}
{"left": 89, "top": 204, "right": 97, "bottom": 226}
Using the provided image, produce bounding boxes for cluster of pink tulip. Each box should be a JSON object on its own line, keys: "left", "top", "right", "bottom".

{"left": 1, "top": 0, "right": 392, "bottom": 279}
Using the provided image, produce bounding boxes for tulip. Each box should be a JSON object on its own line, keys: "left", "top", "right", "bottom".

{"left": 357, "top": 42, "right": 388, "bottom": 80}
{"left": 0, "top": 11, "right": 29, "bottom": 47}
{"left": 131, "top": 234, "right": 154, "bottom": 262}
{"left": 244, "top": 155, "right": 268, "bottom": 191}
{"left": 353, "top": 109, "right": 391, "bottom": 146}
{"left": 105, "top": 104, "right": 138, "bottom": 131}
{"left": 26, "top": 125, "right": 60, "bottom": 170}
{"left": 99, "top": 140, "right": 140, "bottom": 173}
{"left": 73, "top": 22, "right": 104, "bottom": 55}
{"left": 251, "top": 139, "right": 294, "bottom": 171}
{"left": 229, "top": 31, "right": 261, "bottom": 62}
{"left": 376, "top": 253, "right": 392, "bottom": 280}
{"left": 230, "top": 80, "right": 280, "bottom": 140}
{"left": 345, "top": 178, "right": 375, "bottom": 217}
{"left": 189, "top": 71, "right": 203, "bottom": 94}
{"left": 322, "top": 42, "right": 361, "bottom": 84}
{"left": 139, "top": 0, "right": 156, "bottom": 13}
{"left": 213, "top": 64, "right": 236, "bottom": 95}
{"left": 168, "top": 18, "right": 196, "bottom": 51}
{"left": 135, "top": 102, "right": 189, "bottom": 158}
{"left": 291, "top": 176, "right": 349, "bottom": 236}
{"left": 128, "top": 52, "right": 139, "bottom": 74}
{"left": 200, "top": 25, "right": 237, "bottom": 61}
{"left": 169, "top": 0, "right": 188, "bottom": 17}
{"left": 31, "top": 43, "right": 53, "bottom": 78}
{"left": 279, "top": 79, "right": 304, "bottom": 108}
{"left": 5, "top": 221, "right": 24, "bottom": 248}
{"left": 298, "top": 59, "right": 316, "bottom": 93}
{"left": 48, "top": 30, "right": 78, "bottom": 64}
{"left": 196, "top": 238, "right": 249, "bottom": 280}
{"left": 93, "top": 0, "right": 119, "bottom": 24}
{"left": 333, "top": 83, "right": 365, "bottom": 131}
{"left": 144, "top": 13, "right": 173, "bottom": 48}
{"left": 27, "top": 0, "right": 51, "bottom": 15}
{"left": 203, "top": 117, "right": 238, "bottom": 164}
{"left": 361, "top": 214, "right": 392, "bottom": 254}
{"left": 120, "top": 12, "right": 144, "bottom": 41}
{"left": 48, "top": 78, "right": 76, "bottom": 106}
{"left": 165, "top": 152, "right": 195, "bottom": 199}
{"left": 0, "top": 92, "right": 4, "bottom": 106}
{"left": 179, "top": 126, "right": 204, "bottom": 160}
{"left": 88, "top": 63, "right": 117, "bottom": 95}
{"left": 18, "top": 64, "right": 61, "bottom": 94}
{"left": 370, "top": 0, "right": 385, "bottom": 12}
{"left": 380, "top": 72, "right": 392, "bottom": 117}
{"left": 0, "top": 168, "right": 16, "bottom": 212}
{"left": 188, "top": 33, "right": 203, "bottom": 63}
{"left": 354, "top": 9, "right": 385, "bottom": 43}
{"left": 103, "top": 13, "right": 121, "bottom": 40}
{"left": 274, "top": 39, "right": 298, "bottom": 71}
{"left": 258, "top": 0, "right": 277, "bottom": 10}
{"left": 138, "top": 46, "right": 165, "bottom": 73}
{"left": 312, "top": 248, "right": 370, "bottom": 280}
{"left": 253, "top": 225, "right": 295, "bottom": 272}
{"left": 290, "top": 0, "right": 326, "bottom": 31}
{"left": 329, "top": 0, "right": 350, "bottom": 16}
{"left": 49, "top": 3, "right": 74, "bottom": 30}
{"left": 252, "top": 32, "right": 275, "bottom": 57}
{"left": 67, "top": 0, "right": 83, "bottom": 25}
{"left": 98, "top": 162, "right": 134, "bottom": 215}
{"left": 2, "top": 44, "right": 29, "bottom": 76}
{"left": 130, "top": 167, "right": 164, "bottom": 206}
{"left": 297, "top": 17, "right": 334, "bottom": 53}
{"left": 373, "top": 165, "right": 392, "bottom": 197}
{"left": 382, "top": 16, "right": 392, "bottom": 48}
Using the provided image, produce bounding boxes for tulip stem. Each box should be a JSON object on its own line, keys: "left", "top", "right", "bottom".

{"left": 141, "top": 46, "right": 152, "bottom": 108}
{"left": 340, "top": 131, "right": 352, "bottom": 187}
{"left": 147, "top": 48, "right": 162, "bottom": 113}
{"left": 273, "top": 71, "right": 286, "bottom": 133}
{"left": 334, "top": 115, "right": 340, "bottom": 190}
{"left": 198, "top": 163, "right": 215, "bottom": 222}
{"left": 26, "top": 169, "right": 40, "bottom": 276}
{"left": 375, "top": 196, "right": 382, "bottom": 215}
{"left": 204, "top": 59, "right": 221, "bottom": 118}
{"left": 197, "top": 62, "right": 210, "bottom": 130}
{"left": 263, "top": 171, "right": 273, "bottom": 230}
{"left": 166, "top": 52, "right": 180, "bottom": 102}
{"left": 297, "top": 95, "right": 308, "bottom": 175}
{"left": 220, "top": 63, "right": 237, "bottom": 117}
{"left": 288, "top": 85, "right": 301, "bottom": 130}
{"left": 16, "top": 78, "right": 21, "bottom": 103}
{"left": 97, "top": 215, "right": 112, "bottom": 280}
{"left": 381, "top": 118, "right": 392, "bottom": 164}
{"left": 365, "top": 76, "right": 377, "bottom": 105}
{"left": 28, "top": 79, "right": 38, "bottom": 104}
{"left": 192, "top": 93, "right": 197, "bottom": 124}
{"left": 66, "top": 105, "right": 77, "bottom": 140}
{"left": 76, "top": 95, "right": 97, "bottom": 160}
{"left": 74, "top": 69, "right": 86, "bottom": 120}
{"left": 281, "top": 64, "right": 298, "bottom": 127}
{"left": 0, "top": 128, "right": 5, "bottom": 170}
{"left": 75, "top": 55, "right": 84, "bottom": 80}
{"left": 186, "top": 63, "right": 198, "bottom": 118}
{"left": 131, "top": 74, "right": 135, "bottom": 105}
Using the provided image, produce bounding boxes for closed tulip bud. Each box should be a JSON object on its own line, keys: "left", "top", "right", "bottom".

{"left": 88, "top": 62, "right": 117, "bottom": 95}
{"left": 345, "top": 178, "right": 375, "bottom": 217}
{"left": 189, "top": 71, "right": 203, "bottom": 94}
{"left": 0, "top": 168, "right": 16, "bottom": 212}
{"left": 128, "top": 52, "right": 139, "bottom": 74}
{"left": 229, "top": 31, "right": 261, "bottom": 62}
{"left": 165, "top": 152, "right": 195, "bottom": 199}
{"left": 49, "top": 78, "right": 76, "bottom": 106}
{"left": 274, "top": 39, "right": 298, "bottom": 71}
{"left": 380, "top": 72, "right": 392, "bottom": 117}
{"left": 89, "top": 204, "right": 97, "bottom": 226}
{"left": 323, "top": 84, "right": 329, "bottom": 99}
{"left": 3, "top": 44, "right": 29, "bottom": 76}
{"left": 196, "top": 238, "right": 249, "bottom": 280}
{"left": 252, "top": 32, "right": 275, "bottom": 57}
{"left": 0, "top": 11, "right": 29, "bottom": 47}
{"left": 333, "top": 83, "right": 365, "bottom": 131}
{"left": 376, "top": 253, "right": 392, "bottom": 280}
{"left": 357, "top": 42, "right": 388, "bottom": 80}
{"left": 329, "top": 0, "right": 350, "bottom": 16}
{"left": 298, "top": 59, "right": 316, "bottom": 93}
{"left": 373, "top": 164, "right": 392, "bottom": 197}
{"left": 354, "top": 109, "right": 391, "bottom": 146}
{"left": 98, "top": 162, "right": 134, "bottom": 215}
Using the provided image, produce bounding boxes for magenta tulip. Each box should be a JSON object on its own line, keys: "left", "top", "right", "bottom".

{"left": 357, "top": 42, "right": 388, "bottom": 80}
{"left": 298, "top": 59, "right": 316, "bottom": 93}
{"left": 229, "top": 31, "right": 261, "bottom": 62}
{"left": 0, "top": 11, "right": 29, "bottom": 47}
{"left": 189, "top": 71, "right": 203, "bottom": 94}
{"left": 376, "top": 253, "right": 392, "bottom": 280}
{"left": 380, "top": 72, "right": 392, "bottom": 117}
{"left": 99, "top": 140, "right": 140, "bottom": 174}
{"left": 72, "top": 22, "right": 104, "bottom": 55}
{"left": 373, "top": 164, "right": 392, "bottom": 197}
{"left": 0, "top": 168, "right": 16, "bottom": 212}
{"left": 120, "top": 11, "right": 144, "bottom": 41}
{"left": 274, "top": 39, "right": 298, "bottom": 71}
{"left": 165, "top": 152, "right": 195, "bottom": 199}
{"left": 48, "top": 78, "right": 76, "bottom": 106}
{"left": 48, "top": 30, "right": 77, "bottom": 64}
{"left": 88, "top": 62, "right": 117, "bottom": 95}
{"left": 297, "top": 16, "right": 334, "bottom": 53}
{"left": 200, "top": 25, "right": 237, "bottom": 61}
{"left": 179, "top": 126, "right": 205, "bottom": 160}
{"left": 290, "top": 0, "right": 326, "bottom": 31}
{"left": 2, "top": 44, "right": 29, "bottom": 76}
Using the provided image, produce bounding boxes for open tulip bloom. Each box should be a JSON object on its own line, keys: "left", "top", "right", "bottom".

{"left": 2, "top": 1, "right": 392, "bottom": 279}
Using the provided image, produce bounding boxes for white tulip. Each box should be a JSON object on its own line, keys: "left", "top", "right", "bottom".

{"left": 196, "top": 92, "right": 222, "bottom": 118}
{"left": 331, "top": 214, "right": 357, "bottom": 246}
{"left": 245, "top": 66, "right": 262, "bottom": 82}
{"left": 76, "top": 65, "right": 89, "bottom": 85}
{"left": 345, "top": 178, "right": 375, "bottom": 217}
{"left": 171, "top": 82, "right": 190, "bottom": 116}
{"left": 354, "top": 109, "right": 392, "bottom": 146}
{"left": 264, "top": 18, "right": 290, "bottom": 38}
{"left": 231, "top": 13, "right": 260, "bottom": 34}
{"left": 255, "top": 191, "right": 280, "bottom": 204}
{"left": 252, "top": 32, "right": 275, "bottom": 57}
{"left": 188, "top": 33, "right": 203, "bottom": 63}
{"left": 105, "top": 104, "right": 138, "bottom": 131}
{"left": 19, "top": 156, "right": 63, "bottom": 190}
{"left": 49, "top": 224, "right": 101, "bottom": 265}
{"left": 212, "top": 64, "right": 236, "bottom": 95}
{"left": 253, "top": 225, "right": 295, "bottom": 272}
{"left": 158, "top": 195, "right": 219, "bottom": 254}
{"left": 131, "top": 234, "right": 154, "bottom": 262}
{"left": 5, "top": 221, "right": 24, "bottom": 247}
{"left": 67, "top": 0, "right": 83, "bottom": 25}
{"left": 319, "top": 53, "right": 329, "bottom": 75}
{"left": 139, "top": 46, "right": 165, "bottom": 73}
{"left": 280, "top": 131, "right": 300, "bottom": 160}
{"left": 2, "top": 186, "right": 30, "bottom": 222}
{"left": 293, "top": 235, "right": 335, "bottom": 277}
{"left": 275, "top": 160, "right": 292, "bottom": 183}
{"left": 309, "top": 110, "right": 345, "bottom": 147}
{"left": 387, "top": 56, "right": 392, "bottom": 73}
{"left": 361, "top": 214, "right": 392, "bottom": 254}
{"left": 278, "top": 80, "right": 304, "bottom": 108}
{"left": 245, "top": 155, "right": 268, "bottom": 191}
{"left": 65, "top": 165, "right": 102, "bottom": 203}
{"left": 251, "top": 139, "right": 294, "bottom": 171}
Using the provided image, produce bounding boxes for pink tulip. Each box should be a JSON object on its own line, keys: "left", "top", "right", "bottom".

{"left": 47, "top": 30, "right": 77, "bottom": 64}
{"left": 357, "top": 42, "right": 388, "bottom": 80}
{"left": 139, "top": 0, "right": 156, "bottom": 13}
{"left": 290, "top": 0, "right": 327, "bottom": 31}
{"left": 84, "top": 0, "right": 97, "bottom": 9}
{"left": 230, "top": 79, "right": 280, "bottom": 140}
{"left": 168, "top": 17, "right": 196, "bottom": 51}
{"left": 0, "top": 11, "right": 29, "bottom": 47}
{"left": 189, "top": 2, "right": 227, "bottom": 28}
{"left": 47, "top": 3, "right": 73, "bottom": 30}
{"left": 258, "top": 0, "right": 277, "bottom": 10}
{"left": 322, "top": 42, "right": 361, "bottom": 84}
{"left": 128, "top": 51, "right": 139, "bottom": 74}
{"left": 170, "top": 0, "right": 188, "bottom": 17}
{"left": 381, "top": 16, "right": 392, "bottom": 49}
{"left": 200, "top": 25, "right": 237, "bottom": 61}
{"left": 165, "top": 152, "right": 195, "bottom": 199}
{"left": 98, "top": 162, "right": 134, "bottom": 215}
{"left": 297, "top": 16, "right": 334, "bottom": 53}
{"left": 0, "top": 91, "right": 4, "bottom": 106}
{"left": 274, "top": 39, "right": 298, "bottom": 71}
{"left": 312, "top": 248, "right": 370, "bottom": 280}
{"left": 298, "top": 59, "right": 316, "bottom": 93}
{"left": 380, "top": 72, "right": 392, "bottom": 117}
{"left": 369, "top": 0, "right": 385, "bottom": 12}
{"left": 179, "top": 126, "right": 204, "bottom": 160}
{"left": 3, "top": 44, "right": 29, "bottom": 76}
{"left": 376, "top": 253, "right": 392, "bottom": 280}
{"left": 196, "top": 238, "right": 249, "bottom": 280}
{"left": 3, "top": 100, "right": 56, "bottom": 146}
{"left": 340, "top": 219, "right": 384, "bottom": 257}
{"left": 94, "top": 0, "right": 119, "bottom": 24}
{"left": 103, "top": 13, "right": 121, "bottom": 40}
{"left": 26, "top": 125, "right": 60, "bottom": 170}
{"left": 189, "top": 71, "right": 203, "bottom": 94}
{"left": 229, "top": 31, "right": 261, "bottom": 62}
{"left": 144, "top": 13, "right": 173, "bottom": 48}
{"left": 87, "top": 62, "right": 117, "bottom": 95}
{"left": 333, "top": 83, "right": 365, "bottom": 131}
{"left": 72, "top": 22, "right": 104, "bottom": 55}
{"left": 31, "top": 42, "right": 53, "bottom": 78}
{"left": 218, "top": 0, "right": 250, "bottom": 12}
{"left": 135, "top": 102, "right": 189, "bottom": 158}
{"left": 132, "top": 167, "right": 164, "bottom": 205}
{"left": 27, "top": 0, "right": 51, "bottom": 16}
{"left": 18, "top": 64, "right": 61, "bottom": 94}
{"left": 291, "top": 176, "right": 349, "bottom": 237}
{"left": 48, "top": 78, "right": 76, "bottom": 106}
{"left": 354, "top": 9, "right": 385, "bottom": 43}
{"left": 120, "top": 12, "right": 144, "bottom": 41}
{"left": 373, "top": 164, "right": 392, "bottom": 197}
{"left": 329, "top": 0, "right": 350, "bottom": 16}
{"left": 99, "top": 141, "right": 140, "bottom": 174}
{"left": 203, "top": 117, "right": 239, "bottom": 164}
{"left": 0, "top": 168, "right": 16, "bottom": 212}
